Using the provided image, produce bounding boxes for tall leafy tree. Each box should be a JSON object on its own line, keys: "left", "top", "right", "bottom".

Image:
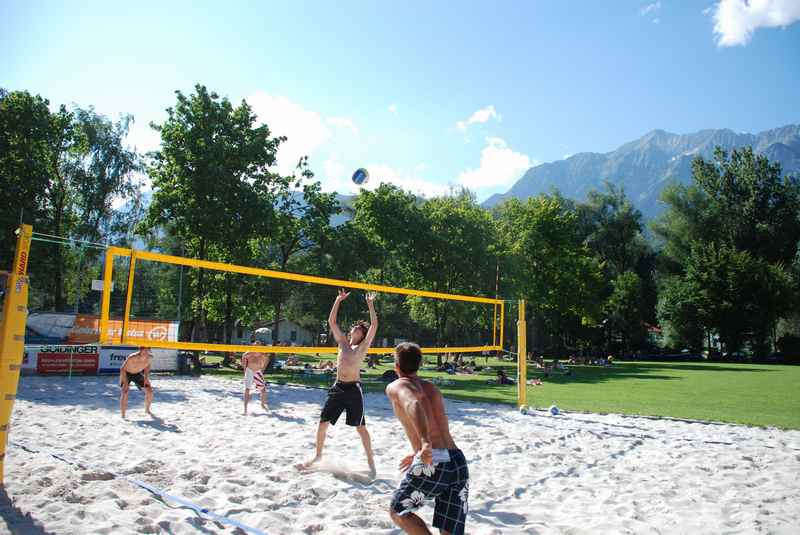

{"left": 0, "top": 89, "right": 140, "bottom": 310}
{"left": 495, "top": 195, "right": 604, "bottom": 351}
{"left": 145, "top": 84, "right": 283, "bottom": 366}
{"left": 654, "top": 147, "right": 800, "bottom": 354}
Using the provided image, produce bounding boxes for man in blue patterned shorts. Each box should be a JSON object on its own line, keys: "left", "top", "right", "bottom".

{"left": 386, "top": 342, "right": 469, "bottom": 535}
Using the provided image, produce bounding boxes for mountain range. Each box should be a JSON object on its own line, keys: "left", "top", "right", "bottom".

{"left": 483, "top": 124, "right": 800, "bottom": 218}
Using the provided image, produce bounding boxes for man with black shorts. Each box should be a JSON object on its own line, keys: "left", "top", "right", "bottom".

{"left": 119, "top": 346, "right": 154, "bottom": 419}
{"left": 300, "top": 289, "right": 378, "bottom": 477}
{"left": 387, "top": 342, "right": 469, "bottom": 535}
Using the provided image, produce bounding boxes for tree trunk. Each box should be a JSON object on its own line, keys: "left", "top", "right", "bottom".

{"left": 53, "top": 202, "right": 65, "bottom": 311}
{"left": 223, "top": 274, "right": 234, "bottom": 367}
{"left": 192, "top": 238, "right": 207, "bottom": 375}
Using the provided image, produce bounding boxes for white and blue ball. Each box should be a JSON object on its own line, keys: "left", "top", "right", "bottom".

{"left": 549, "top": 404, "right": 560, "bottom": 416}
{"left": 519, "top": 405, "right": 529, "bottom": 415}
{"left": 352, "top": 168, "right": 369, "bottom": 186}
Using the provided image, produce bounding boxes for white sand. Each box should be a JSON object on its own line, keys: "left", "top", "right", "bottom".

{"left": 3, "top": 375, "right": 799, "bottom": 534}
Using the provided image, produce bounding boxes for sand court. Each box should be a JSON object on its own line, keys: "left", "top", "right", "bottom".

{"left": 2, "top": 375, "right": 799, "bottom": 534}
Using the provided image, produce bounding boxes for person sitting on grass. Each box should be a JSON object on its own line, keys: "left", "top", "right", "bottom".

{"left": 316, "top": 359, "right": 336, "bottom": 371}
{"left": 495, "top": 368, "right": 515, "bottom": 385}
{"left": 285, "top": 355, "right": 302, "bottom": 366}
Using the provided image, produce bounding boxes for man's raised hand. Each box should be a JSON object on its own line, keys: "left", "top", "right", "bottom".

{"left": 337, "top": 289, "right": 350, "bottom": 301}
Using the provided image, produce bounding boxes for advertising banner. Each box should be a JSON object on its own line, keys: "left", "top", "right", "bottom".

{"left": 35, "top": 345, "right": 100, "bottom": 375}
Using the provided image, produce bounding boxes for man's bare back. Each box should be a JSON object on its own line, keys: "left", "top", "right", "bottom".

{"left": 243, "top": 351, "right": 268, "bottom": 371}
{"left": 387, "top": 377, "right": 457, "bottom": 457}
{"left": 242, "top": 342, "right": 269, "bottom": 414}
{"left": 119, "top": 347, "right": 154, "bottom": 419}
{"left": 387, "top": 342, "right": 469, "bottom": 535}
{"left": 122, "top": 350, "right": 151, "bottom": 375}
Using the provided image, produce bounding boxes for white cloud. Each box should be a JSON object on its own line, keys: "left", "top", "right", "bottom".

{"left": 563, "top": 153, "right": 574, "bottom": 160}
{"left": 710, "top": 0, "right": 800, "bottom": 46}
{"left": 326, "top": 116, "right": 359, "bottom": 135}
{"left": 457, "top": 137, "right": 533, "bottom": 190}
{"left": 124, "top": 119, "right": 162, "bottom": 154}
{"left": 653, "top": 17, "right": 661, "bottom": 24}
{"left": 365, "top": 164, "right": 451, "bottom": 197}
{"left": 456, "top": 105, "right": 499, "bottom": 131}
{"left": 640, "top": 1, "right": 661, "bottom": 16}
{"left": 388, "top": 104, "right": 398, "bottom": 115}
{"left": 246, "top": 92, "right": 332, "bottom": 175}
{"left": 318, "top": 159, "right": 448, "bottom": 198}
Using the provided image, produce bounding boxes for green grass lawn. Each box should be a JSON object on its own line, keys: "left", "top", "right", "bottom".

{"left": 206, "top": 354, "right": 800, "bottom": 429}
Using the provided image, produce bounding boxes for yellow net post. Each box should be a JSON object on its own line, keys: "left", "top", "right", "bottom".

{"left": 121, "top": 251, "right": 137, "bottom": 345}
{"left": 0, "top": 224, "right": 32, "bottom": 485}
{"left": 517, "top": 299, "right": 527, "bottom": 408}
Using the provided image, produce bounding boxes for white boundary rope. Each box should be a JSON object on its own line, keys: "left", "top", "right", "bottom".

{"left": 9, "top": 440, "right": 269, "bottom": 535}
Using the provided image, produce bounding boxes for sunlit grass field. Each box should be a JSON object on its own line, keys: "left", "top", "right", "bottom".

{"left": 207, "top": 354, "right": 800, "bottom": 429}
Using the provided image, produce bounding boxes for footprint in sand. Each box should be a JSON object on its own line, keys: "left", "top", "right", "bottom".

{"left": 81, "top": 471, "right": 115, "bottom": 481}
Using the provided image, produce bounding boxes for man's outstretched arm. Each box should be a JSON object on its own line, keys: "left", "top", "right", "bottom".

{"left": 328, "top": 289, "right": 349, "bottom": 345}
{"left": 362, "top": 292, "right": 379, "bottom": 347}
{"left": 393, "top": 383, "right": 432, "bottom": 465}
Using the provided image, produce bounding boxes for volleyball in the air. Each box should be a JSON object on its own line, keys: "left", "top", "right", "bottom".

{"left": 352, "top": 168, "right": 369, "bottom": 185}
{"left": 549, "top": 404, "right": 560, "bottom": 416}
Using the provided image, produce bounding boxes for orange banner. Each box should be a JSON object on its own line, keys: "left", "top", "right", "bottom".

{"left": 67, "top": 315, "right": 179, "bottom": 345}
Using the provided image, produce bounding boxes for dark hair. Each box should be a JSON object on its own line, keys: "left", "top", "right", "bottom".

{"left": 395, "top": 342, "right": 422, "bottom": 374}
{"left": 350, "top": 321, "right": 369, "bottom": 338}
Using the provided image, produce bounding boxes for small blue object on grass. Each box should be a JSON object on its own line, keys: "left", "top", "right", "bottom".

{"left": 352, "top": 167, "right": 369, "bottom": 185}
{"left": 549, "top": 404, "right": 560, "bottom": 416}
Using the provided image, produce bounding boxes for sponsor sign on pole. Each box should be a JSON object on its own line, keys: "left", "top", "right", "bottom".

{"left": 36, "top": 345, "right": 99, "bottom": 375}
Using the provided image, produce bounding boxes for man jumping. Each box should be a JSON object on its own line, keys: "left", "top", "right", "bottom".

{"left": 387, "top": 342, "right": 469, "bottom": 535}
{"left": 300, "top": 289, "right": 378, "bottom": 477}
{"left": 119, "top": 346, "right": 154, "bottom": 419}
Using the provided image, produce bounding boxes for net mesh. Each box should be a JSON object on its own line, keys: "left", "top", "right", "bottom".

{"left": 101, "top": 247, "right": 503, "bottom": 355}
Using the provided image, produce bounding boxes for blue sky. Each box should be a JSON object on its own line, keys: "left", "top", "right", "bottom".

{"left": 2, "top": 0, "right": 799, "bottom": 200}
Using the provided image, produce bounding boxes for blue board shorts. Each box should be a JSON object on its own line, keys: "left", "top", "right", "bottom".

{"left": 391, "top": 448, "right": 469, "bottom": 535}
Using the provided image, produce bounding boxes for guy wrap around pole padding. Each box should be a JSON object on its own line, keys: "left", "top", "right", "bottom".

{"left": 9, "top": 441, "right": 269, "bottom": 535}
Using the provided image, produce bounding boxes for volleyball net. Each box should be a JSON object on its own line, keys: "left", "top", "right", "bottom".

{"left": 97, "top": 246, "right": 506, "bottom": 355}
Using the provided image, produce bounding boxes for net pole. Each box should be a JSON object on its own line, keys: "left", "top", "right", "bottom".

{"left": 517, "top": 299, "right": 527, "bottom": 408}
{"left": 121, "top": 252, "right": 137, "bottom": 346}
{"left": 99, "top": 247, "right": 115, "bottom": 344}
{"left": 499, "top": 302, "right": 505, "bottom": 349}
{"left": 492, "top": 304, "right": 497, "bottom": 347}
{"left": 0, "top": 224, "right": 33, "bottom": 484}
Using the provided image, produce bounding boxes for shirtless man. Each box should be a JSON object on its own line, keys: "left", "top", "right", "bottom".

{"left": 387, "top": 342, "right": 469, "bottom": 535}
{"left": 300, "top": 289, "right": 378, "bottom": 475}
{"left": 119, "top": 346, "right": 154, "bottom": 419}
{"left": 242, "top": 340, "right": 270, "bottom": 415}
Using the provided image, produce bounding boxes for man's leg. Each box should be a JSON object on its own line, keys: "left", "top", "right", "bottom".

{"left": 301, "top": 421, "right": 330, "bottom": 468}
{"left": 260, "top": 388, "right": 268, "bottom": 410}
{"left": 243, "top": 389, "right": 250, "bottom": 415}
{"left": 356, "top": 425, "right": 376, "bottom": 474}
{"left": 120, "top": 386, "right": 129, "bottom": 419}
{"left": 389, "top": 510, "right": 433, "bottom": 535}
{"left": 144, "top": 386, "right": 153, "bottom": 415}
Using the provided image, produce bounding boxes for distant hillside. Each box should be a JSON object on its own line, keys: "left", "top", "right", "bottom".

{"left": 483, "top": 125, "right": 800, "bottom": 218}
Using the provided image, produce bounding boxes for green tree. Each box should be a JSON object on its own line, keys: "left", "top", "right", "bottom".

{"left": 0, "top": 89, "right": 52, "bottom": 267}
{"left": 653, "top": 147, "right": 800, "bottom": 354}
{"left": 1, "top": 89, "right": 140, "bottom": 310}
{"left": 578, "top": 182, "right": 656, "bottom": 352}
{"left": 495, "top": 195, "right": 604, "bottom": 352}
{"left": 144, "top": 84, "right": 283, "bottom": 370}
